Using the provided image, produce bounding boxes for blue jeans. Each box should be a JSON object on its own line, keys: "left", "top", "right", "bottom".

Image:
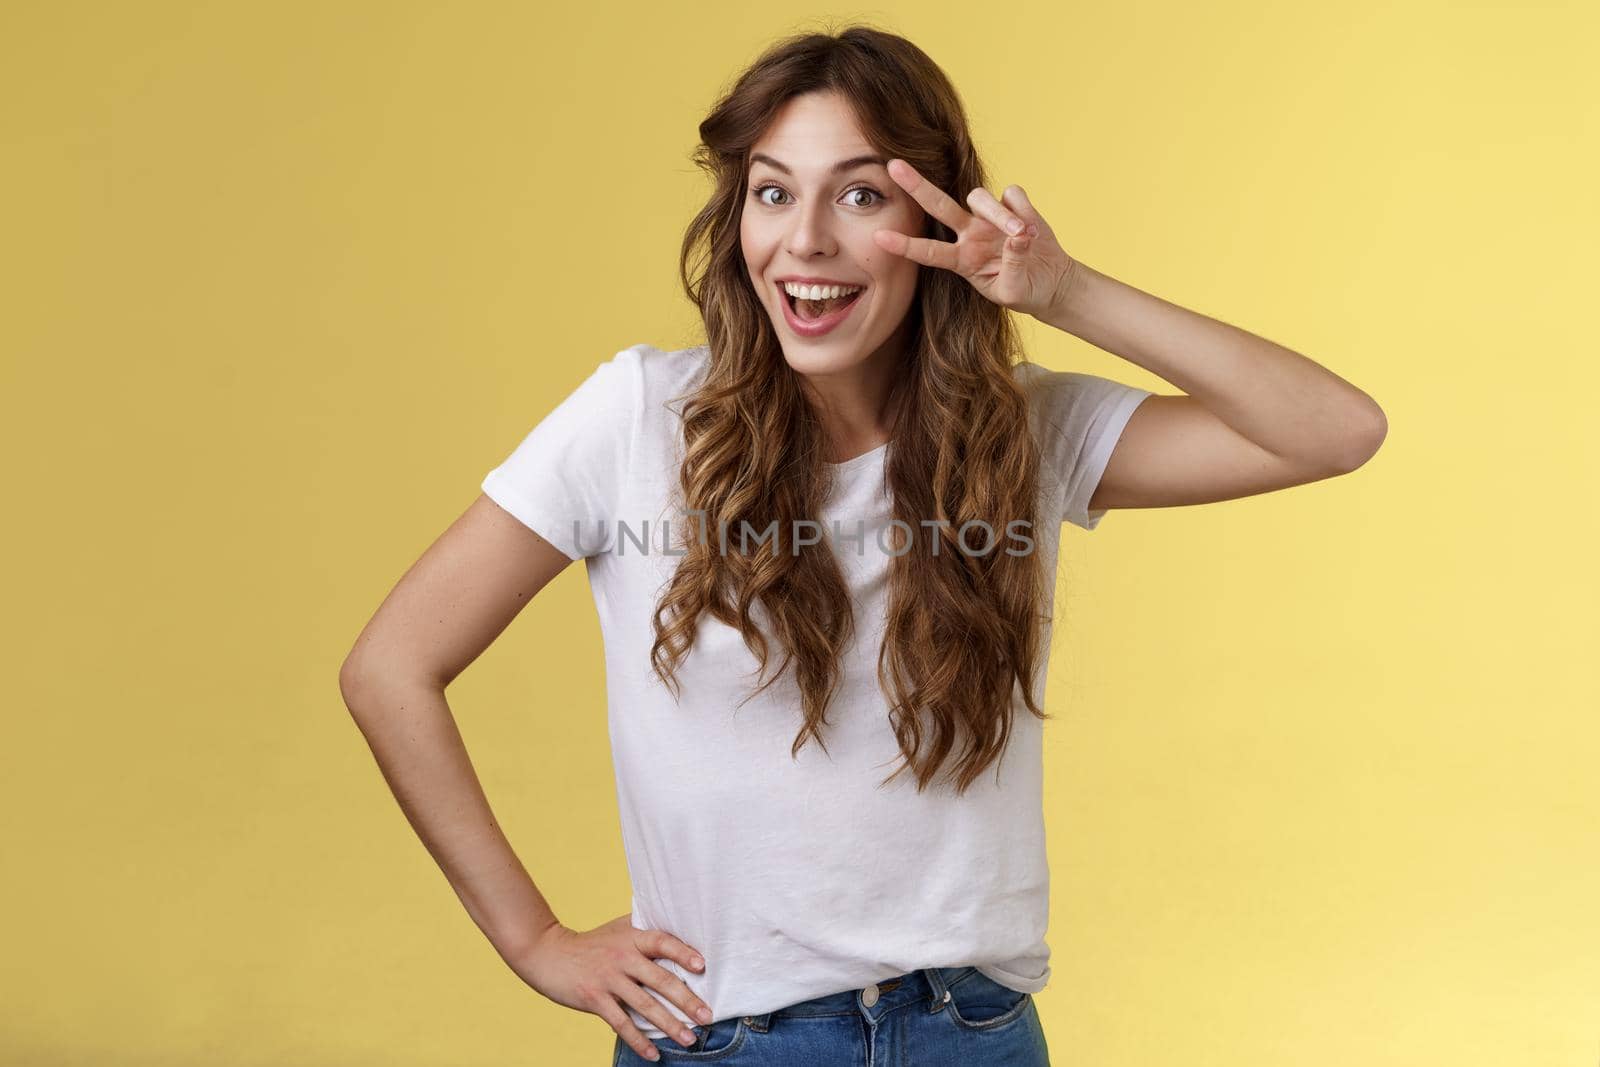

{"left": 612, "top": 965, "right": 1050, "bottom": 1065}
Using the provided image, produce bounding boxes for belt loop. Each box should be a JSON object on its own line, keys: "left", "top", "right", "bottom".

{"left": 922, "top": 967, "right": 952, "bottom": 1014}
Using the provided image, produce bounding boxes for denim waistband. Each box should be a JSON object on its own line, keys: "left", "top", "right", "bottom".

{"left": 739, "top": 966, "right": 976, "bottom": 1034}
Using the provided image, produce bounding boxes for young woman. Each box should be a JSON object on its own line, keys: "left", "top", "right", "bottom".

{"left": 339, "top": 26, "right": 1386, "bottom": 1066}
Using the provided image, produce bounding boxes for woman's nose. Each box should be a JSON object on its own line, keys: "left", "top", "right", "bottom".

{"left": 785, "top": 203, "right": 837, "bottom": 257}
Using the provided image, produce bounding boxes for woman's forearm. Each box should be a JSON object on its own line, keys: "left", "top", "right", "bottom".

{"left": 1041, "top": 260, "right": 1386, "bottom": 470}
{"left": 342, "top": 674, "right": 561, "bottom": 962}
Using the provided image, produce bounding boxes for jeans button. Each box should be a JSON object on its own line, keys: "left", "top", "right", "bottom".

{"left": 861, "top": 983, "right": 880, "bottom": 1007}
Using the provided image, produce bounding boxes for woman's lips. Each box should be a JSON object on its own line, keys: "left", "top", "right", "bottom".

{"left": 777, "top": 281, "right": 866, "bottom": 338}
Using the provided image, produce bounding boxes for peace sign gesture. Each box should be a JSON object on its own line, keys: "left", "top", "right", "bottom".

{"left": 872, "top": 158, "right": 1078, "bottom": 322}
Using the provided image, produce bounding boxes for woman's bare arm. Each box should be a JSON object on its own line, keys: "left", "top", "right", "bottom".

{"left": 338, "top": 495, "right": 714, "bottom": 1057}
{"left": 338, "top": 493, "right": 575, "bottom": 960}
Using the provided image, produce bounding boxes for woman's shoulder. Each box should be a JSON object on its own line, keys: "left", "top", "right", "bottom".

{"left": 618, "top": 341, "right": 710, "bottom": 416}
{"left": 1010, "top": 357, "right": 1081, "bottom": 399}
{"left": 1011, "top": 358, "right": 1149, "bottom": 428}
{"left": 596, "top": 342, "right": 711, "bottom": 445}
{"left": 1011, "top": 358, "right": 1069, "bottom": 430}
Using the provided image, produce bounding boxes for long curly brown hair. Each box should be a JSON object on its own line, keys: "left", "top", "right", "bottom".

{"left": 649, "top": 23, "right": 1055, "bottom": 796}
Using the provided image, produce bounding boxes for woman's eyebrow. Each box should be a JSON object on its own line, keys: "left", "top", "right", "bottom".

{"left": 749, "top": 152, "right": 888, "bottom": 176}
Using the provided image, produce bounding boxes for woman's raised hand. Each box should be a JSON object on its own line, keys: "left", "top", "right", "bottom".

{"left": 514, "top": 914, "right": 713, "bottom": 1061}
{"left": 872, "top": 157, "right": 1080, "bottom": 322}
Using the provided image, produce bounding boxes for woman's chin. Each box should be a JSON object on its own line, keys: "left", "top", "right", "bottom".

{"left": 778, "top": 341, "right": 878, "bottom": 376}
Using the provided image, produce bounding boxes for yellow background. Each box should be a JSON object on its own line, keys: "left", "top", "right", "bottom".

{"left": 4, "top": 2, "right": 1595, "bottom": 1064}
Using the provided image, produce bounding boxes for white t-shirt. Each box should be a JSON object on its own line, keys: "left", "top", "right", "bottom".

{"left": 481, "top": 342, "right": 1151, "bottom": 1039}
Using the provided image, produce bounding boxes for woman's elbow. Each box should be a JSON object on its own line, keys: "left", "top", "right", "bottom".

{"left": 1338, "top": 399, "right": 1388, "bottom": 472}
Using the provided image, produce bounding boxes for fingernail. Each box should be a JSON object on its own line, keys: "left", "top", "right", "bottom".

{"left": 646, "top": 1048, "right": 660, "bottom": 1061}
{"left": 691, "top": 955, "right": 705, "bottom": 969}
{"left": 697, "top": 1006, "right": 713, "bottom": 1022}
{"left": 1007, "top": 218, "right": 1024, "bottom": 235}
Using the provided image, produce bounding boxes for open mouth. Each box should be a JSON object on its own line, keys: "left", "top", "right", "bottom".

{"left": 784, "top": 287, "right": 863, "bottom": 321}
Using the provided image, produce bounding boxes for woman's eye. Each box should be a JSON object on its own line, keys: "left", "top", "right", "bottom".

{"left": 748, "top": 184, "right": 884, "bottom": 208}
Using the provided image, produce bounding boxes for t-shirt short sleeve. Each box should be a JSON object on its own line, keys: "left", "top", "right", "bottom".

{"left": 1028, "top": 366, "right": 1153, "bottom": 531}
{"left": 480, "top": 346, "right": 643, "bottom": 560}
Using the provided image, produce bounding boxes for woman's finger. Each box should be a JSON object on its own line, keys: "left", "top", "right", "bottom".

{"left": 637, "top": 927, "right": 706, "bottom": 980}
{"left": 1001, "top": 228, "right": 1035, "bottom": 274}
{"left": 614, "top": 979, "right": 700, "bottom": 1050}
{"left": 593, "top": 996, "right": 666, "bottom": 1062}
{"left": 1000, "top": 184, "right": 1045, "bottom": 233}
{"left": 631, "top": 955, "right": 714, "bottom": 1027}
{"left": 886, "top": 158, "right": 972, "bottom": 235}
{"left": 873, "top": 227, "right": 962, "bottom": 272}
{"left": 965, "top": 185, "right": 1027, "bottom": 236}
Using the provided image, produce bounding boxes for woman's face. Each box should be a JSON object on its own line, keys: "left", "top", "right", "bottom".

{"left": 740, "top": 91, "right": 926, "bottom": 377}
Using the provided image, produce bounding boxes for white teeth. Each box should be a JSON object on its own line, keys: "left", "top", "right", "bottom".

{"left": 783, "top": 281, "right": 863, "bottom": 301}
